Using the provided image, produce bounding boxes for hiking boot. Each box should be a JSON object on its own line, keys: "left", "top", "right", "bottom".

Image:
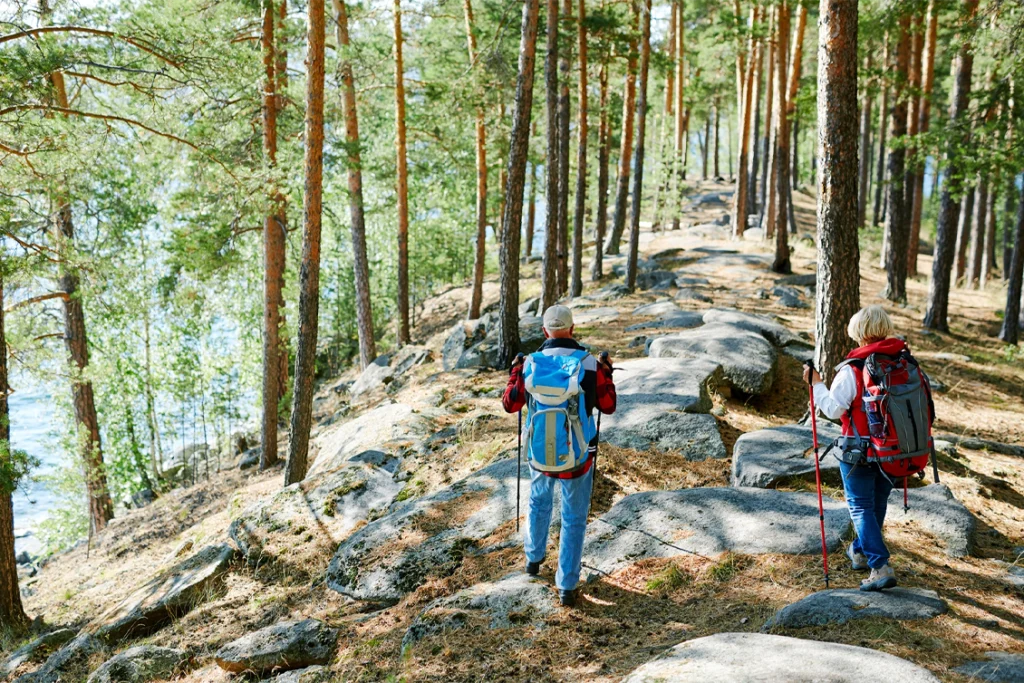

{"left": 847, "top": 545, "right": 869, "bottom": 571}
{"left": 859, "top": 564, "right": 897, "bottom": 592}
{"left": 558, "top": 589, "right": 577, "bottom": 607}
{"left": 526, "top": 559, "right": 542, "bottom": 576}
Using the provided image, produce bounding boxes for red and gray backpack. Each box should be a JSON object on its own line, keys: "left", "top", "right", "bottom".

{"left": 833, "top": 348, "right": 938, "bottom": 509}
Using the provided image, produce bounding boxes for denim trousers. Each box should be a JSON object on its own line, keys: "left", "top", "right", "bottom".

{"left": 839, "top": 460, "right": 894, "bottom": 569}
{"left": 524, "top": 465, "right": 594, "bottom": 591}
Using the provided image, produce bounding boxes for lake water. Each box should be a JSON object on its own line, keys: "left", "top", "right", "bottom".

{"left": 10, "top": 378, "right": 60, "bottom": 557}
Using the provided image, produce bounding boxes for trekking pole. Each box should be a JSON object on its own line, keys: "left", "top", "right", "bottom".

{"left": 515, "top": 353, "right": 524, "bottom": 533}
{"left": 805, "top": 360, "right": 831, "bottom": 589}
{"left": 594, "top": 351, "right": 610, "bottom": 479}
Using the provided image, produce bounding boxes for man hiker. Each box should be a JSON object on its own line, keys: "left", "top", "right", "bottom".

{"left": 502, "top": 304, "right": 617, "bottom": 607}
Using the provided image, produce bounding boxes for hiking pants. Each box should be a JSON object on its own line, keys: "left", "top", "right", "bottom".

{"left": 524, "top": 465, "right": 594, "bottom": 591}
{"left": 840, "top": 461, "right": 894, "bottom": 569}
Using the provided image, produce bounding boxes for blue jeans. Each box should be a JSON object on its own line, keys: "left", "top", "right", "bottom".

{"left": 839, "top": 461, "right": 894, "bottom": 569}
{"left": 524, "top": 465, "right": 594, "bottom": 591}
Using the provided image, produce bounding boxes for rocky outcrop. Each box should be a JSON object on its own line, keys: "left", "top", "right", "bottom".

{"left": 582, "top": 488, "right": 850, "bottom": 579}
{"left": 2, "top": 629, "right": 76, "bottom": 680}
{"left": 14, "top": 633, "right": 104, "bottom": 683}
{"left": 214, "top": 619, "right": 339, "bottom": 675}
{"left": 351, "top": 346, "right": 432, "bottom": 397}
{"left": 888, "top": 484, "right": 976, "bottom": 557}
{"left": 702, "top": 307, "right": 804, "bottom": 347}
{"left": 86, "top": 646, "right": 185, "bottom": 683}
{"left": 648, "top": 323, "right": 778, "bottom": 395}
{"left": 953, "top": 652, "right": 1024, "bottom": 683}
{"left": 764, "top": 588, "right": 947, "bottom": 629}
{"left": 271, "top": 666, "right": 331, "bottom": 682}
{"left": 89, "top": 544, "right": 235, "bottom": 643}
{"left": 731, "top": 422, "right": 843, "bottom": 488}
{"left": 621, "top": 633, "right": 939, "bottom": 682}
{"left": 308, "top": 403, "right": 436, "bottom": 477}
{"left": 442, "top": 315, "right": 545, "bottom": 371}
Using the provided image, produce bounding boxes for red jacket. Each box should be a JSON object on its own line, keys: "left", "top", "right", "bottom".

{"left": 839, "top": 337, "right": 908, "bottom": 437}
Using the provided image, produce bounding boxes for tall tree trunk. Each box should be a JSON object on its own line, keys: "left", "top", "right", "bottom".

{"left": 394, "top": 0, "right": 411, "bottom": 343}
{"left": 1000, "top": 181, "right": 1024, "bottom": 344}
{"left": 816, "top": 0, "right": 861, "bottom": 384}
{"left": 872, "top": 37, "right": 890, "bottom": 227}
{"left": 883, "top": 15, "right": 910, "bottom": 303}
{"left": 465, "top": 0, "right": 489, "bottom": 319}
{"left": 671, "top": 0, "right": 685, "bottom": 230}
{"left": 556, "top": 0, "right": 572, "bottom": 296}
{"left": 953, "top": 189, "right": 976, "bottom": 284}
{"left": 334, "top": 0, "right": 376, "bottom": 369}
{"left": 702, "top": 114, "right": 711, "bottom": 180}
{"left": 966, "top": 173, "right": 988, "bottom": 288}
{"left": 771, "top": 1, "right": 791, "bottom": 273}
{"left": 261, "top": 0, "right": 286, "bottom": 470}
{"left": 651, "top": 1, "right": 677, "bottom": 228}
{"left": 856, "top": 55, "right": 873, "bottom": 229}
{"left": 526, "top": 159, "right": 538, "bottom": 259}
{"left": 713, "top": 95, "right": 721, "bottom": 178}
{"left": 747, "top": 41, "right": 763, "bottom": 216}
{"left": 785, "top": 2, "right": 805, "bottom": 232}
{"left": 981, "top": 183, "right": 998, "bottom": 288}
{"left": 1004, "top": 174, "right": 1017, "bottom": 277}
{"left": 732, "top": 5, "right": 759, "bottom": 239}
{"left": 541, "top": 0, "right": 560, "bottom": 304}
{"left": 591, "top": 61, "right": 611, "bottom": 280}
{"left": 0, "top": 264, "right": 28, "bottom": 629}
{"left": 570, "top": 0, "right": 587, "bottom": 298}
{"left": 899, "top": 11, "right": 923, "bottom": 279}
{"left": 923, "top": 0, "right": 979, "bottom": 331}
{"left": 285, "top": 0, "right": 326, "bottom": 484}
{"left": 497, "top": 0, "right": 541, "bottom": 368}
{"left": 908, "top": 0, "right": 936, "bottom": 276}
{"left": 48, "top": 72, "right": 113, "bottom": 533}
{"left": 625, "top": 0, "right": 651, "bottom": 292}
{"left": 606, "top": 7, "right": 639, "bottom": 254}
{"left": 759, "top": 8, "right": 776, "bottom": 228}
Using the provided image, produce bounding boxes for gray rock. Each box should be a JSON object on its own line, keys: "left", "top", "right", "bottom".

{"left": 582, "top": 488, "right": 850, "bottom": 579}
{"left": 624, "top": 312, "right": 705, "bottom": 332}
{"left": 674, "top": 276, "right": 710, "bottom": 286}
{"left": 347, "top": 449, "right": 400, "bottom": 473}
{"left": 603, "top": 411, "right": 725, "bottom": 459}
{"left": 933, "top": 352, "right": 971, "bottom": 362}
{"left": 518, "top": 297, "right": 540, "bottom": 317}
{"left": 14, "top": 633, "right": 104, "bottom": 683}
{"left": 271, "top": 666, "right": 330, "bottom": 682}
{"left": 650, "top": 248, "right": 689, "bottom": 262}
{"left": 778, "top": 273, "right": 816, "bottom": 287}
{"left": 309, "top": 403, "right": 434, "bottom": 477}
{"left": 15, "top": 550, "right": 32, "bottom": 565}
{"left": 889, "top": 484, "right": 976, "bottom": 557}
{"left": 89, "top": 544, "right": 235, "bottom": 643}
{"left": 327, "top": 457, "right": 556, "bottom": 601}
{"left": 954, "top": 652, "right": 1024, "bottom": 682}
{"left": 2, "top": 629, "right": 76, "bottom": 680}
{"left": 633, "top": 301, "right": 683, "bottom": 318}
{"left": 675, "top": 288, "right": 713, "bottom": 303}
{"left": 628, "top": 335, "right": 647, "bottom": 349}
{"left": 693, "top": 253, "right": 772, "bottom": 269}
{"left": 764, "top": 588, "right": 947, "bottom": 629}
{"left": 452, "top": 316, "right": 545, "bottom": 370}
{"left": 778, "top": 292, "right": 808, "bottom": 309}
{"left": 593, "top": 284, "right": 631, "bottom": 300}
{"left": 702, "top": 307, "right": 804, "bottom": 347}
{"left": 351, "top": 346, "right": 432, "bottom": 397}
{"left": 637, "top": 270, "right": 678, "bottom": 291}
{"left": 621, "top": 633, "right": 939, "bottom": 683}
{"left": 229, "top": 461, "right": 403, "bottom": 566}
{"left": 87, "top": 646, "right": 185, "bottom": 683}
{"left": 731, "top": 423, "right": 843, "bottom": 488}
{"left": 441, "top": 320, "right": 486, "bottom": 371}
{"left": 613, "top": 258, "right": 655, "bottom": 276}
{"left": 648, "top": 323, "right": 778, "bottom": 395}
{"left": 214, "top": 619, "right": 339, "bottom": 675}
{"left": 742, "top": 227, "right": 765, "bottom": 241}
{"left": 125, "top": 488, "right": 156, "bottom": 510}
{"left": 238, "top": 446, "right": 262, "bottom": 470}
{"left": 572, "top": 306, "right": 621, "bottom": 325}
{"left": 688, "top": 192, "right": 729, "bottom": 208}
{"left": 609, "top": 358, "right": 723, "bottom": 415}
{"left": 402, "top": 574, "right": 555, "bottom": 649}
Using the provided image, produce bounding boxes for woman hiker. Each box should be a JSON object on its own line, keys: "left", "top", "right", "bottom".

{"left": 501, "top": 305, "right": 617, "bottom": 607}
{"left": 803, "top": 305, "right": 914, "bottom": 592}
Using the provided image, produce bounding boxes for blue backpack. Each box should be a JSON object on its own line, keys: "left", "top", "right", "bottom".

{"left": 522, "top": 349, "right": 596, "bottom": 473}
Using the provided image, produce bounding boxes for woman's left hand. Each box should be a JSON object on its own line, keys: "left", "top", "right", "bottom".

{"left": 802, "top": 365, "right": 822, "bottom": 386}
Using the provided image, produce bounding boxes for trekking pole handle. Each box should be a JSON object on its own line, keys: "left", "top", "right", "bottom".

{"left": 804, "top": 359, "right": 816, "bottom": 387}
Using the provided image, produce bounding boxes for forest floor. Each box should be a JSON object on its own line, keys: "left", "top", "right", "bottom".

{"left": 6, "top": 181, "right": 1023, "bottom": 682}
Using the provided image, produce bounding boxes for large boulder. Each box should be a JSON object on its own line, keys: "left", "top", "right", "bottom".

{"left": 351, "top": 346, "right": 432, "bottom": 397}
{"left": 308, "top": 403, "right": 435, "bottom": 477}
{"left": 648, "top": 323, "right": 778, "bottom": 395}
{"left": 602, "top": 412, "right": 725, "bottom": 460}
{"left": 731, "top": 422, "right": 843, "bottom": 488}
{"left": 621, "top": 633, "right": 939, "bottom": 682}
{"left": 86, "top": 646, "right": 185, "bottom": 683}
{"left": 327, "top": 457, "right": 553, "bottom": 602}
{"left": 624, "top": 311, "right": 705, "bottom": 332}
{"left": 633, "top": 302, "right": 683, "bottom": 318}
{"left": 271, "top": 666, "right": 331, "bottom": 682}
{"left": 402, "top": 574, "right": 556, "bottom": 650}
{"left": 702, "top": 308, "right": 804, "bottom": 347}
{"left": 442, "top": 316, "right": 544, "bottom": 371}
{"left": 214, "top": 619, "right": 339, "bottom": 675}
{"left": 572, "top": 307, "right": 621, "bottom": 325}
{"left": 2, "top": 629, "right": 76, "bottom": 680}
{"left": 609, "top": 358, "right": 723, "bottom": 415}
{"left": 14, "top": 633, "right": 105, "bottom": 683}
{"left": 89, "top": 544, "right": 235, "bottom": 643}
{"left": 229, "top": 461, "right": 403, "bottom": 569}
{"left": 953, "top": 652, "right": 1024, "bottom": 683}
{"left": 764, "top": 587, "right": 947, "bottom": 629}
{"left": 582, "top": 488, "right": 849, "bottom": 579}
{"left": 888, "top": 484, "right": 976, "bottom": 557}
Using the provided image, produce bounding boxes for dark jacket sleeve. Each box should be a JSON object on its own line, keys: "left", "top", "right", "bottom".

{"left": 596, "top": 363, "right": 616, "bottom": 414}
{"left": 502, "top": 365, "right": 527, "bottom": 413}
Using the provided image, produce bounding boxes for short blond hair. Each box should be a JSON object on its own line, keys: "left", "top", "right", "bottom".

{"left": 847, "top": 305, "right": 895, "bottom": 344}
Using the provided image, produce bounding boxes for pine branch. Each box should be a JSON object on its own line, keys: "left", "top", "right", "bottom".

{"left": 0, "top": 26, "right": 181, "bottom": 68}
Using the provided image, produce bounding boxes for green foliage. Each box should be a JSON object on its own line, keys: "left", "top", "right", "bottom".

{"left": 0, "top": 437, "right": 39, "bottom": 496}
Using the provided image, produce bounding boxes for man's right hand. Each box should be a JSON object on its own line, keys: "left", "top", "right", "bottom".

{"left": 510, "top": 353, "right": 525, "bottom": 372}
{"left": 599, "top": 351, "right": 613, "bottom": 372}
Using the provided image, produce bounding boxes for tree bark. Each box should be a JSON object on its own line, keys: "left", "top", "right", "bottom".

{"left": 966, "top": 173, "right": 988, "bottom": 288}
{"left": 923, "top": 0, "right": 978, "bottom": 331}
{"left": 771, "top": 2, "right": 791, "bottom": 273}
{"left": 0, "top": 264, "right": 28, "bottom": 629}
{"left": 526, "top": 159, "right": 538, "bottom": 259}
{"left": 872, "top": 37, "right": 889, "bottom": 227}
{"left": 625, "top": 0, "right": 651, "bottom": 292}
{"left": 980, "top": 183, "right": 998, "bottom": 289}
{"left": 900, "top": 11, "right": 923, "bottom": 279}
{"left": 394, "top": 0, "right": 411, "bottom": 343}
{"left": 465, "top": 0, "right": 489, "bottom": 319}
{"left": 713, "top": 95, "right": 721, "bottom": 178}
{"left": 333, "top": 0, "right": 376, "bottom": 369}
{"left": 883, "top": 15, "right": 910, "bottom": 303}
{"left": 816, "top": 0, "right": 861, "bottom": 384}
{"left": 671, "top": 0, "right": 685, "bottom": 230}
{"left": 759, "top": 7, "right": 775, "bottom": 229}
{"left": 856, "top": 55, "right": 873, "bottom": 230}
{"left": 606, "top": 7, "right": 638, "bottom": 254}
{"left": 953, "top": 188, "right": 976, "bottom": 285}
{"left": 261, "top": 0, "right": 286, "bottom": 470}
{"left": 285, "top": 0, "right": 326, "bottom": 484}
{"left": 1004, "top": 174, "right": 1017, "bottom": 277}
{"left": 570, "top": 0, "right": 587, "bottom": 298}
{"left": 497, "top": 0, "right": 541, "bottom": 368}
{"left": 541, "top": 0, "right": 560, "bottom": 304}
{"left": 731, "top": 5, "right": 758, "bottom": 239}
{"left": 1000, "top": 181, "right": 1024, "bottom": 344}
{"left": 591, "top": 60, "right": 610, "bottom": 280}
{"left": 556, "top": 0, "right": 572, "bottom": 296}
{"left": 785, "top": 2, "right": 806, "bottom": 197}
{"left": 747, "top": 41, "right": 763, "bottom": 217}
{"left": 908, "top": 0, "right": 936, "bottom": 276}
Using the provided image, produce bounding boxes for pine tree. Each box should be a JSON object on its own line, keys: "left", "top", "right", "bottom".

{"left": 625, "top": 0, "right": 651, "bottom": 292}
